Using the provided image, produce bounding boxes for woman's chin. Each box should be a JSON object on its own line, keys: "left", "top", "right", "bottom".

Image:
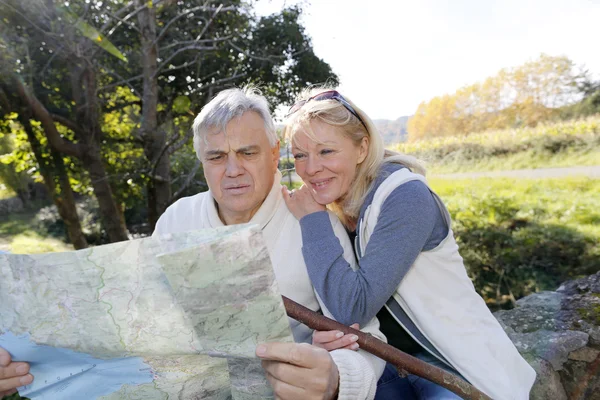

{"left": 314, "top": 194, "right": 338, "bottom": 206}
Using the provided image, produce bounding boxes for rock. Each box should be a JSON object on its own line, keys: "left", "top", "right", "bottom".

{"left": 517, "top": 291, "right": 563, "bottom": 310}
{"left": 589, "top": 326, "right": 600, "bottom": 347}
{"left": 560, "top": 358, "right": 600, "bottom": 400}
{"left": 495, "top": 271, "right": 600, "bottom": 399}
{"left": 569, "top": 347, "right": 600, "bottom": 362}
{"left": 528, "top": 358, "right": 567, "bottom": 400}
{"left": 509, "top": 329, "right": 588, "bottom": 370}
{"left": 0, "top": 197, "right": 23, "bottom": 216}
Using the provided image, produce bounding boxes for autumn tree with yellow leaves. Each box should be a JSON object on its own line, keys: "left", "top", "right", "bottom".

{"left": 408, "top": 54, "right": 590, "bottom": 140}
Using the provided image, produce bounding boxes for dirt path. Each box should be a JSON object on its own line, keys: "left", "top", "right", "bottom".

{"left": 431, "top": 165, "right": 600, "bottom": 180}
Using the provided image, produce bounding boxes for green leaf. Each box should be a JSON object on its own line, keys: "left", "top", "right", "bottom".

{"left": 172, "top": 96, "right": 191, "bottom": 114}
{"left": 73, "top": 19, "right": 128, "bottom": 63}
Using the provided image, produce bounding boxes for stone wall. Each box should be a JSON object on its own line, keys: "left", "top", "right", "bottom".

{"left": 494, "top": 272, "right": 600, "bottom": 400}
{"left": 0, "top": 197, "right": 23, "bottom": 216}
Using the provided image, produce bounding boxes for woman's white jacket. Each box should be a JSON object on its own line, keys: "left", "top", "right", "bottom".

{"left": 358, "top": 168, "right": 536, "bottom": 400}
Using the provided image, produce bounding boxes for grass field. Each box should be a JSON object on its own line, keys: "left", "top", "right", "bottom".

{"left": 429, "top": 176, "right": 600, "bottom": 238}
{"left": 0, "top": 184, "right": 14, "bottom": 200}
{"left": 0, "top": 210, "right": 73, "bottom": 254}
{"left": 429, "top": 176, "right": 600, "bottom": 307}
{"left": 390, "top": 116, "right": 600, "bottom": 174}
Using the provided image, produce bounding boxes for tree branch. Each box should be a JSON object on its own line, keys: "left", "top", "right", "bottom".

{"left": 104, "top": 0, "right": 167, "bottom": 37}
{"left": 200, "top": 71, "right": 248, "bottom": 91}
{"left": 159, "top": 36, "right": 232, "bottom": 52}
{"left": 194, "top": 3, "right": 225, "bottom": 43}
{"left": 104, "top": 10, "right": 141, "bottom": 34}
{"left": 155, "top": 56, "right": 200, "bottom": 75}
{"left": 0, "top": 85, "right": 12, "bottom": 114}
{"left": 282, "top": 296, "right": 492, "bottom": 400}
{"left": 98, "top": 74, "right": 144, "bottom": 93}
{"left": 155, "top": 5, "right": 235, "bottom": 46}
{"left": 149, "top": 121, "right": 192, "bottom": 177}
{"left": 227, "top": 40, "right": 280, "bottom": 62}
{"left": 166, "top": 126, "right": 194, "bottom": 156}
{"left": 50, "top": 113, "right": 83, "bottom": 134}
{"left": 228, "top": 40, "right": 309, "bottom": 63}
{"left": 102, "top": 100, "right": 142, "bottom": 113}
{"left": 155, "top": 44, "right": 218, "bottom": 76}
{"left": 12, "top": 76, "right": 84, "bottom": 158}
{"left": 99, "top": 1, "right": 135, "bottom": 33}
{"left": 97, "top": 64, "right": 142, "bottom": 98}
{"left": 170, "top": 158, "right": 202, "bottom": 203}
{"left": 0, "top": 0, "right": 51, "bottom": 37}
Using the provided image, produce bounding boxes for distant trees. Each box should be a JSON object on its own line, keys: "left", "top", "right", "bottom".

{"left": 0, "top": 0, "right": 338, "bottom": 245}
{"left": 408, "top": 54, "right": 593, "bottom": 141}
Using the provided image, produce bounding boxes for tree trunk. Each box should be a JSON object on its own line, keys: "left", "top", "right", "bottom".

{"left": 53, "top": 149, "right": 88, "bottom": 249}
{"left": 12, "top": 70, "right": 129, "bottom": 243}
{"left": 71, "top": 65, "right": 129, "bottom": 242}
{"left": 137, "top": 0, "right": 172, "bottom": 230}
{"left": 82, "top": 151, "right": 129, "bottom": 242}
{"left": 18, "top": 112, "right": 88, "bottom": 249}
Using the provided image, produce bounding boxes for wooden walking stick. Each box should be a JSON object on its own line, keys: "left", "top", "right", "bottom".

{"left": 282, "top": 296, "right": 492, "bottom": 400}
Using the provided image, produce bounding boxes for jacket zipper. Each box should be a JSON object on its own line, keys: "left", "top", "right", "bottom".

{"left": 384, "top": 301, "right": 455, "bottom": 371}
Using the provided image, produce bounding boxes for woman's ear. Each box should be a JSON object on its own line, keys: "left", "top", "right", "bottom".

{"left": 357, "top": 136, "right": 369, "bottom": 164}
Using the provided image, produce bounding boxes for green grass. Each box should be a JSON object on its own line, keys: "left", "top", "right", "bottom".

{"left": 3, "top": 393, "right": 27, "bottom": 400}
{"left": 389, "top": 116, "right": 600, "bottom": 174}
{"left": 0, "top": 184, "right": 14, "bottom": 200}
{"left": 425, "top": 146, "right": 600, "bottom": 174}
{"left": 429, "top": 176, "right": 600, "bottom": 308}
{"left": 0, "top": 211, "right": 73, "bottom": 254}
{"left": 4, "top": 393, "right": 26, "bottom": 400}
{"left": 430, "top": 176, "right": 600, "bottom": 237}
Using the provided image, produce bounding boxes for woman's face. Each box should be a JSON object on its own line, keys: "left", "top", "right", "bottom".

{"left": 292, "top": 120, "right": 368, "bottom": 205}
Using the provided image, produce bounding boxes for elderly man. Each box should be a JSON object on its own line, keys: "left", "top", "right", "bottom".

{"left": 0, "top": 87, "right": 385, "bottom": 400}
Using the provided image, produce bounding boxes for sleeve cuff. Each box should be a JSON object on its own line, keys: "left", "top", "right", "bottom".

{"left": 330, "top": 349, "right": 377, "bottom": 400}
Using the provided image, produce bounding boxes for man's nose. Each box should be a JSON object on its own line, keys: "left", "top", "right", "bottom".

{"left": 305, "top": 155, "right": 323, "bottom": 175}
{"left": 225, "top": 154, "right": 244, "bottom": 177}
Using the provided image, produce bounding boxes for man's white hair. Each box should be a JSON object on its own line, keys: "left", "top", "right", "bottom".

{"left": 192, "top": 86, "right": 277, "bottom": 159}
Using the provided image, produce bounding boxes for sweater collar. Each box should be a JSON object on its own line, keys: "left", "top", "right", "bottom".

{"left": 205, "top": 170, "right": 283, "bottom": 230}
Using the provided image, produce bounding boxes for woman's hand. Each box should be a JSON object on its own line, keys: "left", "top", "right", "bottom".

{"left": 312, "top": 324, "right": 360, "bottom": 351}
{"left": 282, "top": 185, "right": 326, "bottom": 220}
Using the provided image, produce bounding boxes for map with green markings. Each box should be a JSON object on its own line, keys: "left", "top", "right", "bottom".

{"left": 0, "top": 224, "right": 293, "bottom": 399}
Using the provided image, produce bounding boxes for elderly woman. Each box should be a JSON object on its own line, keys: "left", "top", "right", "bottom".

{"left": 282, "top": 88, "right": 536, "bottom": 400}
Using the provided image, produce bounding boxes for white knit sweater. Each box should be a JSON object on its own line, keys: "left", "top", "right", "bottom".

{"left": 154, "top": 172, "right": 385, "bottom": 400}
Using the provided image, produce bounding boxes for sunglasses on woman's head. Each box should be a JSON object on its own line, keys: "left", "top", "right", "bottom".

{"left": 286, "top": 90, "right": 367, "bottom": 129}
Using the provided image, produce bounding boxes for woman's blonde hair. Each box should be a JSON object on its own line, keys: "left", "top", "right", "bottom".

{"left": 284, "top": 86, "right": 425, "bottom": 226}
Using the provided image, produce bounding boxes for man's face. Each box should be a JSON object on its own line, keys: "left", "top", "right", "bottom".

{"left": 201, "top": 111, "right": 280, "bottom": 225}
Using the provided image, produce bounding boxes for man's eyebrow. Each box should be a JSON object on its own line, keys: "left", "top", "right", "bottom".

{"left": 204, "top": 149, "right": 226, "bottom": 157}
{"left": 236, "top": 145, "right": 261, "bottom": 153}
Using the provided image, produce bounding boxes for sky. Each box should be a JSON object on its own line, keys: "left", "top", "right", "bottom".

{"left": 255, "top": 0, "right": 600, "bottom": 120}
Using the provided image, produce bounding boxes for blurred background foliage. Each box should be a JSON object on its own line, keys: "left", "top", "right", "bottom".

{"left": 430, "top": 177, "right": 599, "bottom": 309}
{"left": 0, "top": 0, "right": 338, "bottom": 247}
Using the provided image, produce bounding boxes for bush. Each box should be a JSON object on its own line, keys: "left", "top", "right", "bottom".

{"left": 34, "top": 198, "right": 108, "bottom": 245}
{"left": 431, "top": 177, "right": 600, "bottom": 309}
